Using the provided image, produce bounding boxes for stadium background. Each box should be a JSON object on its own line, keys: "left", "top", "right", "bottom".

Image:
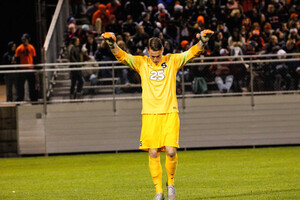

{"left": 0, "top": 0, "right": 299, "bottom": 199}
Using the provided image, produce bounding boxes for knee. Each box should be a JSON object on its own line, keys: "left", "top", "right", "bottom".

{"left": 149, "top": 149, "right": 160, "bottom": 158}
{"left": 166, "top": 149, "right": 177, "bottom": 158}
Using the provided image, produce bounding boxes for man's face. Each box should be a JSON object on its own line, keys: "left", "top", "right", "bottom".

{"left": 22, "top": 39, "right": 29, "bottom": 46}
{"left": 148, "top": 48, "right": 163, "bottom": 65}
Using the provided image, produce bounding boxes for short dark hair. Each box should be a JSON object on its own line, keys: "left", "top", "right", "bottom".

{"left": 148, "top": 37, "right": 163, "bottom": 51}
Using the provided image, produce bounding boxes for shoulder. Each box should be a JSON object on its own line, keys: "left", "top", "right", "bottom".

{"left": 16, "top": 44, "right": 23, "bottom": 50}
{"left": 29, "top": 44, "right": 36, "bottom": 50}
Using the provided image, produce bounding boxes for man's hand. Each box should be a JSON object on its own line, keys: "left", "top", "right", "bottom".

{"left": 101, "top": 32, "right": 116, "bottom": 49}
{"left": 196, "top": 29, "right": 214, "bottom": 43}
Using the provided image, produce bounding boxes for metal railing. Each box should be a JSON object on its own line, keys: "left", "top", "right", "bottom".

{"left": 1, "top": 52, "right": 300, "bottom": 114}
{"left": 42, "top": 0, "right": 70, "bottom": 113}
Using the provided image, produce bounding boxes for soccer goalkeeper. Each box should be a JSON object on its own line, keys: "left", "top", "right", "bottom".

{"left": 102, "top": 30, "right": 214, "bottom": 200}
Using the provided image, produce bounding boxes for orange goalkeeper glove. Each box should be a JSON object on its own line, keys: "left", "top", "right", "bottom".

{"left": 196, "top": 29, "right": 214, "bottom": 46}
{"left": 101, "top": 32, "right": 116, "bottom": 49}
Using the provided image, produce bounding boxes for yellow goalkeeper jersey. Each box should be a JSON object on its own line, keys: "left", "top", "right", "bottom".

{"left": 113, "top": 44, "right": 203, "bottom": 114}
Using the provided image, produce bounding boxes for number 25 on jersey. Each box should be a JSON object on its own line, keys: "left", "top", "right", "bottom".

{"left": 150, "top": 70, "right": 165, "bottom": 81}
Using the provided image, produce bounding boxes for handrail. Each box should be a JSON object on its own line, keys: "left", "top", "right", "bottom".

{"left": 0, "top": 56, "right": 300, "bottom": 74}
{"left": 43, "top": 0, "right": 64, "bottom": 52}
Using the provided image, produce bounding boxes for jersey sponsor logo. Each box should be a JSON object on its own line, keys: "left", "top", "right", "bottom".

{"left": 161, "top": 62, "right": 167, "bottom": 69}
{"left": 150, "top": 70, "right": 165, "bottom": 81}
{"left": 139, "top": 141, "right": 143, "bottom": 146}
{"left": 173, "top": 107, "right": 177, "bottom": 109}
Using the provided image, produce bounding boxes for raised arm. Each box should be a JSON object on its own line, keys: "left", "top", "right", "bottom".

{"left": 102, "top": 32, "right": 141, "bottom": 72}
{"left": 101, "top": 32, "right": 119, "bottom": 54}
{"left": 196, "top": 29, "right": 214, "bottom": 50}
{"left": 175, "top": 29, "right": 214, "bottom": 70}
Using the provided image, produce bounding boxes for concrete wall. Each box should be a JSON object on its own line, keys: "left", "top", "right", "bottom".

{"left": 17, "top": 95, "right": 300, "bottom": 155}
{"left": 0, "top": 105, "right": 17, "bottom": 157}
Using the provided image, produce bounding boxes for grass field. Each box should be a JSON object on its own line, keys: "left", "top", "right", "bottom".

{"left": 0, "top": 147, "right": 299, "bottom": 200}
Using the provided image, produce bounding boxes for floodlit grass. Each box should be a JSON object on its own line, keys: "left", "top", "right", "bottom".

{"left": 0, "top": 147, "right": 299, "bottom": 200}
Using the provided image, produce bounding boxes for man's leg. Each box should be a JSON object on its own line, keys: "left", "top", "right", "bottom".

{"left": 16, "top": 73, "right": 26, "bottom": 101}
{"left": 165, "top": 146, "right": 177, "bottom": 200}
{"left": 165, "top": 146, "right": 178, "bottom": 186}
{"left": 149, "top": 148, "right": 163, "bottom": 194}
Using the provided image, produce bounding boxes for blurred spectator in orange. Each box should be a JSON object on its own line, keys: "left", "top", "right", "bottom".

{"left": 15, "top": 33, "right": 38, "bottom": 102}
{"left": 92, "top": 4, "right": 111, "bottom": 28}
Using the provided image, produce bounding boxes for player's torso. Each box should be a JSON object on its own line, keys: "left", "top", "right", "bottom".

{"left": 138, "top": 55, "right": 179, "bottom": 113}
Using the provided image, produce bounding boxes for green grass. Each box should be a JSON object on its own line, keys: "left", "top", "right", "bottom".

{"left": 0, "top": 147, "right": 299, "bottom": 200}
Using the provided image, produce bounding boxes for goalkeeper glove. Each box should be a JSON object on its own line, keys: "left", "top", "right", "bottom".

{"left": 101, "top": 32, "right": 116, "bottom": 49}
{"left": 196, "top": 29, "right": 214, "bottom": 46}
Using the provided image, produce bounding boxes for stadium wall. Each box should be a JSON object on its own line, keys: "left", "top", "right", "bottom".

{"left": 17, "top": 95, "right": 300, "bottom": 155}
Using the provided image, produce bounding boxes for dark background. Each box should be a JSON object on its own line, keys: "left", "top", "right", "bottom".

{"left": 0, "top": 0, "right": 57, "bottom": 82}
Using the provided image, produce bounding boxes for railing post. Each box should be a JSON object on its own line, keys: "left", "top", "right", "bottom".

{"left": 250, "top": 57, "right": 255, "bottom": 108}
{"left": 42, "top": 47, "right": 47, "bottom": 115}
{"left": 112, "top": 62, "right": 117, "bottom": 112}
{"left": 181, "top": 67, "right": 186, "bottom": 110}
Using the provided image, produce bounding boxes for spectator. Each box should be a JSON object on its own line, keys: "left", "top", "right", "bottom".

{"left": 124, "top": 0, "right": 146, "bottom": 22}
{"left": 239, "top": 0, "right": 257, "bottom": 16}
{"left": 69, "top": 0, "right": 85, "bottom": 18}
{"left": 122, "top": 15, "right": 138, "bottom": 36}
{"left": 94, "top": 40, "right": 115, "bottom": 80}
{"left": 2, "top": 41, "right": 17, "bottom": 102}
{"left": 289, "top": 54, "right": 300, "bottom": 90}
{"left": 265, "top": 35, "right": 279, "bottom": 54}
{"left": 85, "top": 0, "right": 100, "bottom": 23}
{"left": 163, "top": 39, "right": 173, "bottom": 55}
{"left": 154, "top": 3, "right": 171, "bottom": 22}
{"left": 247, "top": 29, "right": 265, "bottom": 53}
{"left": 106, "top": 0, "right": 121, "bottom": 15}
{"left": 82, "top": 33, "right": 97, "bottom": 57}
{"left": 81, "top": 46, "right": 99, "bottom": 94}
{"left": 226, "top": 8, "right": 243, "bottom": 33}
{"left": 68, "top": 36, "right": 84, "bottom": 99}
{"left": 173, "top": 1, "right": 184, "bottom": 23}
{"left": 183, "top": 0, "right": 196, "bottom": 22}
{"left": 249, "top": 8, "right": 265, "bottom": 27}
{"left": 206, "top": 0, "right": 223, "bottom": 20}
{"left": 261, "top": 23, "right": 274, "bottom": 44}
{"left": 139, "top": 12, "right": 154, "bottom": 35}
{"left": 288, "top": 28, "right": 300, "bottom": 43}
{"left": 163, "top": 20, "right": 180, "bottom": 47}
{"left": 288, "top": 13, "right": 299, "bottom": 29}
{"left": 209, "top": 31, "right": 228, "bottom": 55}
{"left": 123, "top": 32, "right": 135, "bottom": 54}
{"left": 15, "top": 33, "right": 38, "bottom": 102}
{"left": 208, "top": 16, "right": 218, "bottom": 32}
{"left": 278, "top": 23, "right": 290, "bottom": 42}
{"left": 65, "top": 23, "right": 77, "bottom": 46}
{"left": 216, "top": 21, "right": 230, "bottom": 42}
{"left": 242, "top": 17, "right": 252, "bottom": 33}
{"left": 227, "top": 28, "right": 245, "bottom": 51}
{"left": 265, "top": 3, "right": 280, "bottom": 30}
{"left": 284, "top": 39, "right": 297, "bottom": 54}
{"left": 77, "top": 24, "right": 93, "bottom": 44}
{"left": 272, "top": 49, "right": 293, "bottom": 91}
{"left": 92, "top": 4, "right": 111, "bottom": 29}
{"left": 132, "top": 25, "right": 149, "bottom": 53}
{"left": 106, "top": 15, "right": 122, "bottom": 35}
{"left": 209, "top": 48, "right": 234, "bottom": 93}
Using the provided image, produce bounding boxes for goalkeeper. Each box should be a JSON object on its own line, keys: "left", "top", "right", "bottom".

{"left": 102, "top": 30, "right": 214, "bottom": 200}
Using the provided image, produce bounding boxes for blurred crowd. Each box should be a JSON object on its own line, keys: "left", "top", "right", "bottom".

{"left": 66, "top": 0, "right": 300, "bottom": 96}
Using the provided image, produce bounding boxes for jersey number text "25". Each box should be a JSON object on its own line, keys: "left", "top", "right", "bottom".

{"left": 150, "top": 70, "right": 165, "bottom": 81}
